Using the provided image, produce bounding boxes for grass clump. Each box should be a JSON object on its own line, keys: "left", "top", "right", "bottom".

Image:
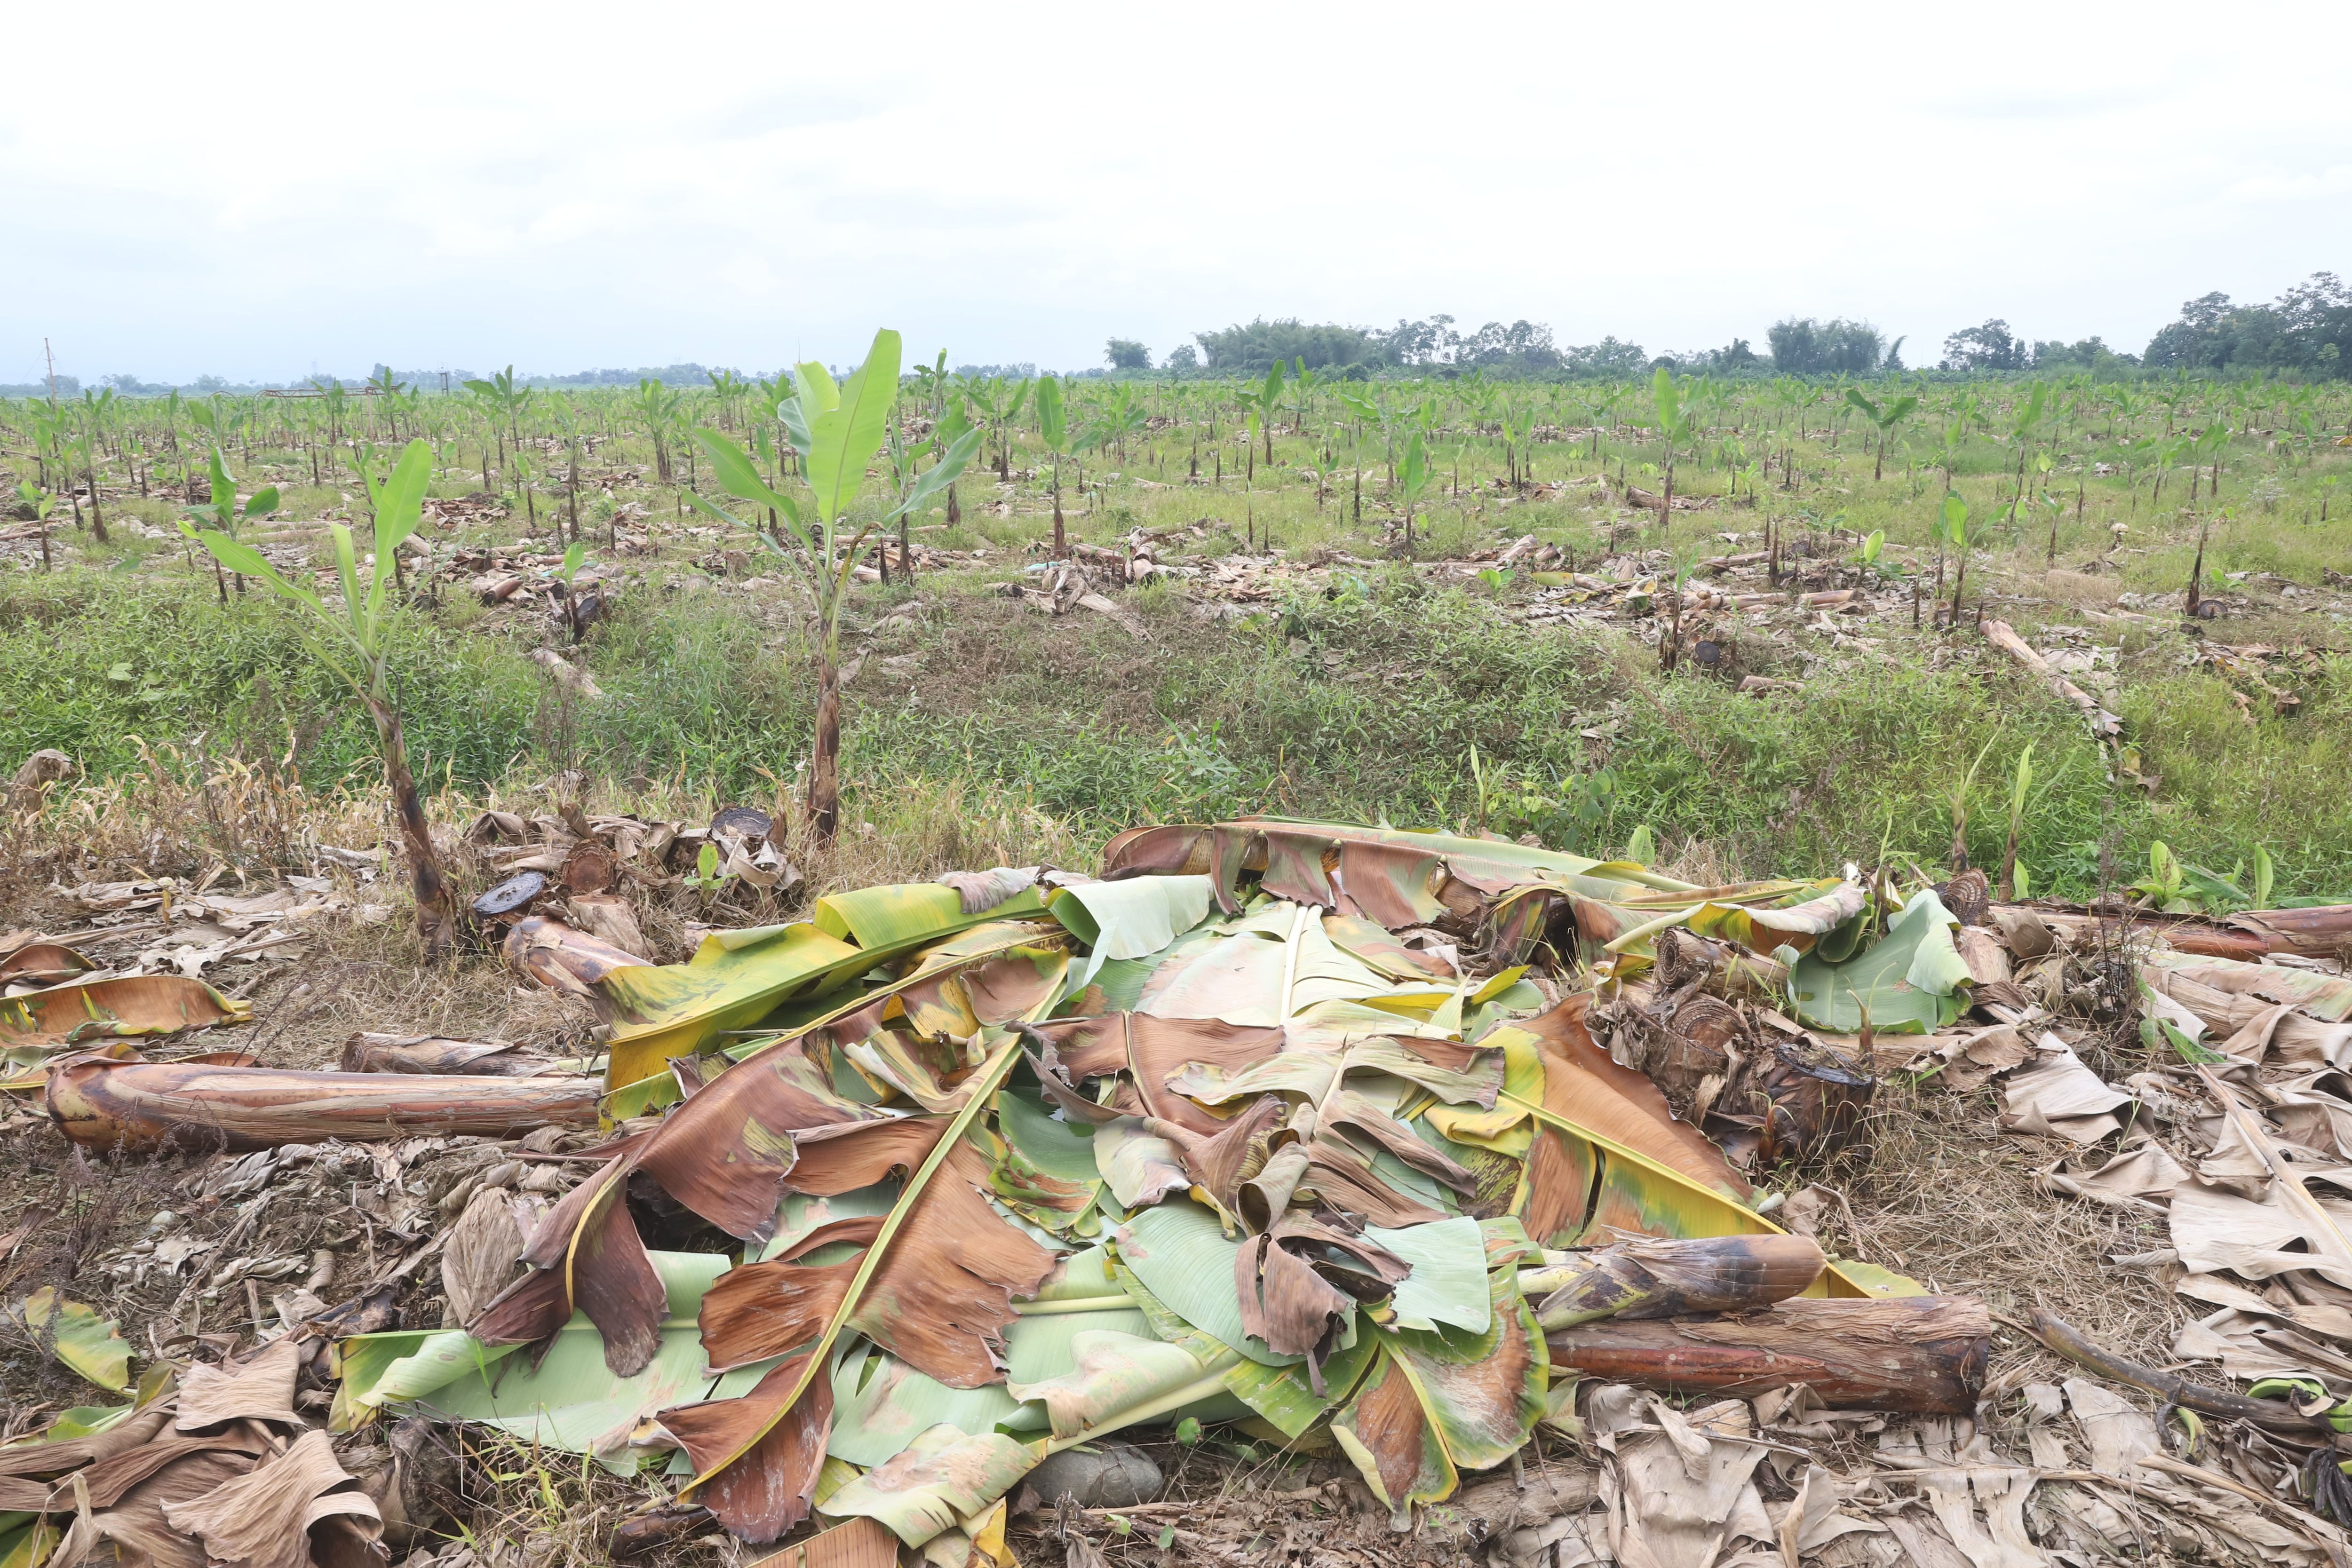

{"left": 6, "top": 567, "right": 2349, "bottom": 903}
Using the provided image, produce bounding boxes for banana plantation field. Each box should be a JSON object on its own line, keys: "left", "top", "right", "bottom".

{"left": 6, "top": 352, "right": 2351, "bottom": 902}
{"left": 10, "top": 346, "right": 2352, "bottom": 1568}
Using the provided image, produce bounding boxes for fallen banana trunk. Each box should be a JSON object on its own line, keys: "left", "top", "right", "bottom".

{"left": 1547, "top": 1294, "right": 1992, "bottom": 1413}
{"left": 2227, "top": 903, "right": 2352, "bottom": 959}
{"left": 339, "top": 1033, "right": 569, "bottom": 1077}
{"left": 1982, "top": 619, "right": 2121, "bottom": 736}
{"left": 504, "top": 915, "right": 647, "bottom": 1011}
{"left": 46, "top": 1053, "right": 602, "bottom": 1152}
{"left": 1524, "top": 1233, "right": 1827, "bottom": 1331}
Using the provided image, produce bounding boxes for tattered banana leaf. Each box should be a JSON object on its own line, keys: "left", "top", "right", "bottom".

{"left": 0, "top": 940, "right": 94, "bottom": 989}
{"left": 1167, "top": 1036, "right": 1501, "bottom": 1115}
{"left": 2142, "top": 948, "right": 2352, "bottom": 1022}
{"left": 338, "top": 1251, "right": 731, "bottom": 1471}
{"left": 1332, "top": 1267, "right": 1545, "bottom": 1517}
{"left": 1101, "top": 818, "right": 1703, "bottom": 919}
{"left": 1422, "top": 1025, "right": 1545, "bottom": 1156}
{"left": 1115, "top": 1200, "right": 1299, "bottom": 1367}
{"left": 991, "top": 1088, "right": 1104, "bottom": 1234}
{"left": 1391, "top": 1268, "right": 1548, "bottom": 1472}
{"left": 1111, "top": 1260, "right": 1375, "bottom": 1440}
{"left": 1330, "top": 1350, "right": 1455, "bottom": 1516}
{"left": 1788, "top": 888, "right": 1973, "bottom": 1034}
{"left": 0, "top": 974, "right": 250, "bottom": 1051}
{"left": 1092, "top": 1117, "right": 1191, "bottom": 1208}
{"left": 1134, "top": 901, "right": 1490, "bottom": 1039}
{"left": 817, "top": 1425, "right": 1037, "bottom": 1548}
{"left": 814, "top": 884, "right": 1050, "bottom": 949}
{"left": 663, "top": 1036, "right": 1043, "bottom": 1532}
{"left": 831, "top": 1345, "right": 1020, "bottom": 1467}
{"left": 599, "top": 925, "right": 865, "bottom": 1088}
{"left": 591, "top": 924, "right": 1072, "bottom": 1264}
{"left": 602, "top": 897, "right": 1056, "bottom": 1087}
{"left": 1682, "top": 879, "right": 1868, "bottom": 956}
{"left": 1504, "top": 1009, "right": 1753, "bottom": 1200}
{"left": 1005, "top": 1329, "right": 1224, "bottom": 1441}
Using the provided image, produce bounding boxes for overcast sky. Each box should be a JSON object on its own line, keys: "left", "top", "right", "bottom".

{"left": 7, "top": 0, "right": 2348, "bottom": 385}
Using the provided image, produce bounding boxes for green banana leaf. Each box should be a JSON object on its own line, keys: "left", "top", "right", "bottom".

{"left": 337, "top": 1251, "right": 732, "bottom": 1472}
{"left": 814, "top": 884, "right": 1049, "bottom": 948}
{"left": 1005, "top": 1329, "right": 1216, "bottom": 1441}
{"left": 829, "top": 1343, "right": 1025, "bottom": 1465}
{"left": 1788, "top": 888, "right": 1973, "bottom": 1033}
{"left": 0, "top": 1521, "right": 60, "bottom": 1568}
{"left": 1115, "top": 1201, "right": 1297, "bottom": 1367}
{"left": 1112, "top": 1262, "right": 1372, "bottom": 1441}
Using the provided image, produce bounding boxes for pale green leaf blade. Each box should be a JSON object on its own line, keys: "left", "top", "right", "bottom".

{"left": 1116, "top": 1201, "right": 1300, "bottom": 1367}
{"left": 1004, "top": 1329, "right": 1210, "bottom": 1441}
{"left": 1050, "top": 874, "right": 1214, "bottom": 992}
{"left": 1035, "top": 374, "right": 1065, "bottom": 452}
{"left": 806, "top": 331, "right": 899, "bottom": 525}
{"left": 1386, "top": 1267, "right": 1546, "bottom": 1472}
{"left": 1361, "top": 1217, "right": 1490, "bottom": 1333}
{"left": 818, "top": 1424, "right": 1037, "bottom": 1547}
{"left": 794, "top": 361, "right": 841, "bottom": 417}
{"left": 691, "top": 428, "right": 789, "bottom": 516}
{"left": 827, "top": 1344, "right": 1024, "bottom": 1467}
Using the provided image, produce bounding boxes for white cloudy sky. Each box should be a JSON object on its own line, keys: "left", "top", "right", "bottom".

{"left": 6, "top": 0, "right": 2348, "bottom": 384}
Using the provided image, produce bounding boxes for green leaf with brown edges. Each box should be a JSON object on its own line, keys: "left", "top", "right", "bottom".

{"left": 1331, "top": 1347, "right": 1455, "bottom": 1517}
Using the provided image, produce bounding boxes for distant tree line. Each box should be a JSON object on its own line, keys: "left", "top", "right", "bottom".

{"left": 1090, "top": 272, "right": 2352, "bottom": 381}
{"left": 26, "top": 273, "right": 2351, "bottom": 397}
{"left": 2140, "top": 273, "right": 2351, "bottom": 377}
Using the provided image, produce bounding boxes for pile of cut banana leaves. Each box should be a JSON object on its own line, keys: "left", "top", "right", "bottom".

{"left": 332, "top": 819, "right": 1931, "bottom": 1553}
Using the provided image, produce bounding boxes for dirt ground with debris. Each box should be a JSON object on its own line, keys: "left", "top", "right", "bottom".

{"left": 9, "top": 686, "right": 2352, "bottom": 1568}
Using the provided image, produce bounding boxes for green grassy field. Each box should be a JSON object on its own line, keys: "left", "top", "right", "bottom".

{"left": 5, "top": 367, "right": 2350, "bottom": 901}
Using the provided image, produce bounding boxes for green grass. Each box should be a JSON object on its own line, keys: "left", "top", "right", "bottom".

{"left": 7, "top": 567, "right": 2347, "bottom": 902}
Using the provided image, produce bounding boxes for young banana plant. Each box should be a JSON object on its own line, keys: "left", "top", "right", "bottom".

{"left": 182, "top": 441, "right": 460, "bottom": 949}
{"left": 961, "top": 376, "right": 1032, "bottom": 481}
{"left": 1934, "top": 491, "right": 1972, "bottom": 626}
{"left": 1247, "top": 359, "right": 1284, "bottom": 467}
{"left": 627, "top": 378, "right": 684, "bottom": 482}
{"left": 183, "top": 446, "right": 280, "bottom": 602}
{"left": 13, "top": 481, "right": 56, "bottom": 571}
{"left": 690, "top": 330, "right": 982, "bottom": 845}
{"left": 462, "top": 365, "right": 533, "bottom": 464}
{"left": 1035, "top": 372, "right": 1072, "bottom": 556}
{"left": 1999, "top": 743, "right": 2034, "bottom": 900}
{"left": 1395, "top": 429, "right": 1434, "bottom": 549}
{"left": 1652, "top": 367, "right": 1689, "bottom": 523}
{"left": 1843, "top": 388, "right": 1919, "bottom": 482}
